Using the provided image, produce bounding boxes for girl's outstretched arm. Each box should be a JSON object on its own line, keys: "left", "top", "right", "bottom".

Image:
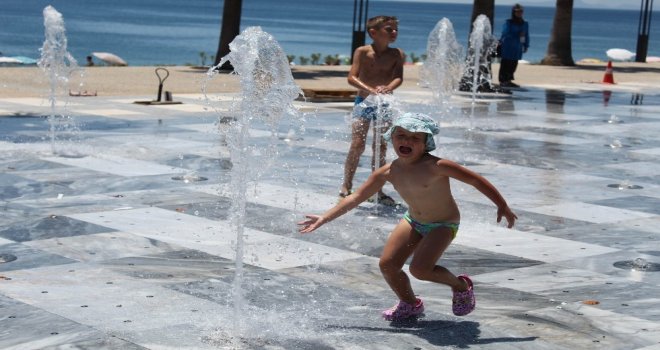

{"left": 298, "top": 165, "right": 389, "bottom": 233}
{"left": 435, "top": 159, "right": 518, "bottom": 228}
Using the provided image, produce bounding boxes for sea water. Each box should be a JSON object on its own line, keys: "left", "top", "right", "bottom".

{"left": 3, "top": 0, "right": 659, "bottom": 66}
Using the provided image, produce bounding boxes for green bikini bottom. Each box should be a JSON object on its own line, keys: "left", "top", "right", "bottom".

{"left": 403, "top": 211, "right": 460, "bottom": 239}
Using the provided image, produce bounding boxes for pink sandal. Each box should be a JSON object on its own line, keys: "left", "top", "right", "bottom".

{"left": 382, "top": 298, "right": 424, "bottom": 321}
{"left": 452, "top": 274, "right": 475, "bottom": 316}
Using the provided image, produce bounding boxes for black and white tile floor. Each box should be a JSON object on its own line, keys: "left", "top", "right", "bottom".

{"left": 1, "top": 84, "right": 659, "bottom": 349}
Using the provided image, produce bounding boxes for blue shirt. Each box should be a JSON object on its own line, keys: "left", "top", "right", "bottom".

{"left": 500, "top": 20, "right": 529, "bottom": 60}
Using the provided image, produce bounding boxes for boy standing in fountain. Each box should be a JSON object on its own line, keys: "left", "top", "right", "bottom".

{"left": 340, "top": 15, "right": 405, "bottom": 206}
{"left": 300, "top": 113, "right": 517, "bottom": 320}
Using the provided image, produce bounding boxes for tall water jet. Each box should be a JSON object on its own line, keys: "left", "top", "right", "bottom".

{"left": 351, "top": 94, "right": 401, "bottom": 212}
{"left": 421, "top": 18, "right": 464, "bottom": 116}
{"left": 204, "top": 26, "right": 303, "bottom": 338}
{"left": 38, "top": 6, "right": 79, "bottom": 154}
{"left": 458, "top": 14, "right": 498, "bottom": 100}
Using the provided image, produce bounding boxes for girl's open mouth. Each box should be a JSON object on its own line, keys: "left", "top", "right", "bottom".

{"left": 399, "top": 146, "right": 412, "bottom": 154}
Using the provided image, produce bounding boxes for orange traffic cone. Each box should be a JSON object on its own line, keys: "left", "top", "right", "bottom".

{"left": 602, "top": 60, "right": 615, "bottom": 84}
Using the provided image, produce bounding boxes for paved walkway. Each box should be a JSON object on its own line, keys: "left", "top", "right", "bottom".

{"left": 1, "top": 82, "right": 659, "bottom": 349}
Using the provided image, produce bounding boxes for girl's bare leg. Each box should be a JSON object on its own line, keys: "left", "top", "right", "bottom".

{"left": 408, "top": 227, "right": 468, "bottom": 292}
{"left": 379, "top": 220, "right": 422, "bottom": 304}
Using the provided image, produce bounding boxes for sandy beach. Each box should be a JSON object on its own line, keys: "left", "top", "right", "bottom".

{"left": 1, "top": 61, "right": 660, "bottom": 98}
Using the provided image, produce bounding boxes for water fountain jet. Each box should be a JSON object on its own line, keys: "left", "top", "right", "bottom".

{"left": 614, "top": 258, "right": 660, "bottom": 271}
{"left": 204, "top": 26, "right": 303, "bottom": 340}
{"left": 38, "top": 6, "right": 80, "bottom": 155}
{"left": 421, "top": 18, "right": 463, "bottom": 116}
{"left": 351, "top": 93, "right": 402, "bottom": 213}
{"left": 458, "top": 15, "right": 499, "bottom": 99}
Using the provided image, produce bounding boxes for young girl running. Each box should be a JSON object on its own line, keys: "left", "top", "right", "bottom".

{"left": 299, "top": 112, "right": 517, "bottom": 320}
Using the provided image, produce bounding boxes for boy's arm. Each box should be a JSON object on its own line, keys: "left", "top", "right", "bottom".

{"left": 435, "top": 159, "right": 517, "bottom": 227}
{"left": 298, "top": 166, "right": 389, "bottom": 233}
{"left": 347, "top": 47, "right": 377, "bottom": 95}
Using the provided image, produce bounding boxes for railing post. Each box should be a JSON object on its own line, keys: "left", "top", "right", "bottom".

{"left": 635, "top": 0, "right": 654, "bottom": 63}
{"left": 350, "top": 0, "right": 369, "bottom": 64}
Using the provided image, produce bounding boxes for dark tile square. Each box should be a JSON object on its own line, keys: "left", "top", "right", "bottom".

{"left": 0, "top": 243, "right": 76, "bottom": 272}
{"left": 0, "top": 215, "right": 115, "bottom": 242}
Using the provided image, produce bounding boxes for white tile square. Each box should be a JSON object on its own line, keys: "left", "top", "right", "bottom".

{"left": 148, "top": 103, "right": 214, "bottom": 113}
{"left": 73, "top": 108, "right": 146, "bottom": 117}
{"left": 70, "top": 206, "right": 363, "bottom": 269}
{"left": 454, "top": 222, "right": 619, "bottom": 263}
{"left": 525, "top": 202, "right": 656, "bottom": 224}
{"left": 0, "top": 265, "right": 230, "bottom": 347}
{"left": 41, "top": 155, "right": 188, "bottom": 177}
{"left": 475, "top": 264, "right": 613, "bottom": 293}
{"left": 604, "top": 161, "right": 660, "bottom": 177}
{"left": 630, "top": 147, "right": 660, "bottom": 156}
{"left": 24, "top": 232, "right": 180, "bottom": 262}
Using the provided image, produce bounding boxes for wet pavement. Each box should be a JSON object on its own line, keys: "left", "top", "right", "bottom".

{"left": 1, "top": 82, "right": 660, "bottom": 349}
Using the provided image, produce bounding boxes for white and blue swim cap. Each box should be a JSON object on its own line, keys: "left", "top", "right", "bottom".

{"left": 383, "top": 112, "right": 440, "bottom": 152}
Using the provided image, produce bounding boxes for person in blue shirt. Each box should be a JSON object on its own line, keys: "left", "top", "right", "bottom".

{"left": 498, "top": 4, "right": 529, "bottom": 88}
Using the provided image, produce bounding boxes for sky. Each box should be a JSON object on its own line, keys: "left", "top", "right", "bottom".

{"left": 394, "top": 0, "right": 656, "bottom": 11}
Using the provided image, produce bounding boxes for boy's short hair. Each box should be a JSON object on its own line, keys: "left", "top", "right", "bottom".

{"left": 366, "top": 15, "right": 398, "bottom": 31}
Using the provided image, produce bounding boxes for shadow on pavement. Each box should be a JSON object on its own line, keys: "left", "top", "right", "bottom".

{"left": 327, "top": 319, "right": 538, "bottom": 347}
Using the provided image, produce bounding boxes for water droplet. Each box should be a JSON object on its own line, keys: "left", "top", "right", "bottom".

{"left": 633, "top": 258, "right": 649, "bottom": 270}
{"left": 609, "top": 139, "right": 622, "bottom": 148}
{"left": 607, "top": 114, "right": 621, "bottom": 124}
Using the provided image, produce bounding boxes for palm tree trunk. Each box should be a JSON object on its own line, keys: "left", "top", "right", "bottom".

{"left": 470, "top": 0, "right": 494, "bottom": 31}
{"left": 214, "top": 0, "right": 243, "bottom": 69}
{"left": 458, "top": 0, "right": 496, "bottom": 92}
{"left": 541, "top": 0, "right": 575, "bottom": 66}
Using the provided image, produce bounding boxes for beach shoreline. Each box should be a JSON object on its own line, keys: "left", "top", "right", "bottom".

{"left": 2, "top": 61, "right": 659, "bottom": 98}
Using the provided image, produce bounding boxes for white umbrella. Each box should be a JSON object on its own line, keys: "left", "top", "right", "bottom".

{"left": 0, "top": 56, "right": 37, "bottom": 64}
{"left": 606, "top": 48, "right": 635, "bottom": 61}
{"left": 92, "top": 52, "right": 128, "bottom": 66}
{"left": 0, "top": 57, "right": 22, "bottom": 64}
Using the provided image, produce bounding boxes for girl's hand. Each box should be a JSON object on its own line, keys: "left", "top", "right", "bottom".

{"left": 298, "top": 215, "right": 325, "bottom": 233}
{"left": 497, "top": 206, "right": 518, "bottom": 228}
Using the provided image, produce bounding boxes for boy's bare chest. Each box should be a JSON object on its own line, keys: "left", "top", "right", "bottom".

{"left": 365, "top": 52, "right": 396, "bottom": 67}
{"left": 360, "top": 58, "right": 395, "bottom": 80}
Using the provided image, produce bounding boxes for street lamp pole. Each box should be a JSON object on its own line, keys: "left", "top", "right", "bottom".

{"left": 635, "top": 0, "right": 654, "bottom": 63}
{"left": 351, "top": 0, "right": 369, "bottom": 63}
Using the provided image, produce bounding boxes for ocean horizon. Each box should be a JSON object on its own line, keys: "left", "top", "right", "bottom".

{"left": 2, "top": 0, "right": 659, "bottom": 66}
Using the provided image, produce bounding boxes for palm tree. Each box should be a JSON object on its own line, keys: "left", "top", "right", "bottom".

{"left": 541, "top": 0, "right": 575, "bottom": 66}
{"left": 214, "top": 0, "right": 243, "bottom": 69}
{"left": 470, "top": 0, "right": 494, "bottom": 30}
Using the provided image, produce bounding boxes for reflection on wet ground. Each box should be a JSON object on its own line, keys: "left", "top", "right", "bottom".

{"left": 1, "top": 85, "right": 660, "bottom": 349}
